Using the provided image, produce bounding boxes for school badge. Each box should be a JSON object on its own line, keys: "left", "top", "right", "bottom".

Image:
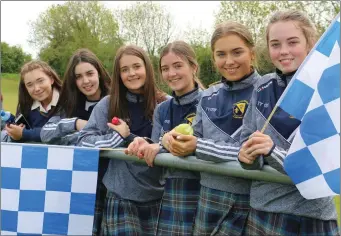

{"left": 233, "top": 100, "right": 248, "bottom": 119}
{"left": 185, "top": 113, "right": 196, "bottom": 125}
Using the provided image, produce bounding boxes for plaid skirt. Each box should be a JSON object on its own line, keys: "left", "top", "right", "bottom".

{"left": 100, "top": 192, "right": 161, "bottom": 236}
{"left": 243, "top": 208, "right": 340, "bottom": 236}
{"left": 92, "top": 182, "right": 107, "bottom": 236}
{"left": 193, "top": 186, "right": 250, "bottom": 236}
{"left": 156, "top": 178, "right": 201, "bottom": 236}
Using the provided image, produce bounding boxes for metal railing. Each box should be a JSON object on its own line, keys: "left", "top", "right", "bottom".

{"left": 100, "top": 149, "right": 293, "bottom": 185}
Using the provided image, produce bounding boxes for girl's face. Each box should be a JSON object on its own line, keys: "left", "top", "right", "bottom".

{"left": 23, "top": 68, "right": 54, "bottom": 105}
{"left": 268, "top": 20, "right": 309, "bottom": 74}
{"left": 75, "top": 62, "right": 101, "bottom": 101}
{"left": 119, "top": 54, "right": 146, "bottom": 94}
{"left": 213, "top": 34, "right": 254, "bottom": 82}
{"left": 160, "top": 52, "right": 196, "bottom": 96}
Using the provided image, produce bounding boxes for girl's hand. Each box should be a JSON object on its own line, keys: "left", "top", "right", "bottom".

{"left": 167, "top": 130, "right": 197, "bottom": 157}
{"left": 138, "top": 143, "right": 160, "bottom": 167}
{"left": 239, "top": 131, "right": 274, "bottom": 164}
{"left": 107, "top": 119, "right": 130, "bottom": 138}
{"left": 5, "top": 123, "right": 25, "bottom": 140}
{"left": 125, "top": 137, "right": 148, "bottom": 156}
{"left": 76, "top": 119, "right": 87, "bottom": 131}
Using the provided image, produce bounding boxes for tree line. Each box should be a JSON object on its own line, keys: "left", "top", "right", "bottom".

{"left": 2, "top": 1, "right": 339, "bottom": 91}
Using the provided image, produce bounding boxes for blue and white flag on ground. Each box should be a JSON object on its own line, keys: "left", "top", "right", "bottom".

{"left": 278, "top": 14, "right": 340, "bottom": 199}
{"left": 1, "top": 143, "right": 99, "bottom": 235}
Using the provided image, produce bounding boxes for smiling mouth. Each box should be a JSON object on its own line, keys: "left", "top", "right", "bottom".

{"left": 279, "top": 58, "right": 294, "bottom": 62}
{"left": 83, "top": 85, "right": 93, "bottom": 91}
{"left": 225, "top": 67, "right": 239, "bottom": 73}
{"left": 169, "top": 78, "right": 181, "bottom": 83}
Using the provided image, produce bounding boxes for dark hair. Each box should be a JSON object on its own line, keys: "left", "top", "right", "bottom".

{"left": 58, "top": 48, "right": 111, "bottom": 117}
{"left": 266, "top": 10, "right": 317, "bottom": 52}
{"left": 159, "top": 40, "right": 205, "bottom": 90}
{"left": 18, "top": 60, "right": 62, "bottom": 117}
{"left": 108, "top": 45, "right": 167, "bottom": 122}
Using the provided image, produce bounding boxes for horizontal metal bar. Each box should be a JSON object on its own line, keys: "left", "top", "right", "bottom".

{"left": 100, "top": 149, "right": 293, "bottom": 185}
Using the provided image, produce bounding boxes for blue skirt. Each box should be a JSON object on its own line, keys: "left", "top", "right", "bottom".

{"left": 100, "top": 192, "right": 161, "bottom": 236}
{"left": 243, "top": 208, "right": 340, "bottom": 236}
{"left": 156, "top": 178, "right": 201, "bottom": 236}
{"left": 193, "top": 186, "right": 250, "bottom": 236}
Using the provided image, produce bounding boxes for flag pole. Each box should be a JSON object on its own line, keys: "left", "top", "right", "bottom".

{"left": 260, "top": 105, "right": 279, "bottom": 133}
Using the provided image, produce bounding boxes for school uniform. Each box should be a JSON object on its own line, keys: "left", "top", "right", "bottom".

{"left": 41, "top": 96, "right": 108, "bottom": 236}
{"left": 192, "top": 71, "right": 260, "bottom": 235}
{"left": 151, "top": 86, "right": 201, "bottom": 235}
{"left": 1, "top": 88, "right": 59, "bottom": 143}
{"left": 240, "top": 69, "right": 339, "bottom": 235}
{"left": 78, "top": 92, "right": 164, "bottom": 236}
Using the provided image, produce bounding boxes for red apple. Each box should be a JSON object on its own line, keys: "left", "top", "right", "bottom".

{"left": 111, "top": 117, "right": 120, "bottom": 125}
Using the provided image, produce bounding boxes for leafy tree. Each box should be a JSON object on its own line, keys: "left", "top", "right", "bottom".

{"left": 115, "top": 1, "right": 175, "bottom": 56}
{"left": 28, "top": 1, "right": 123, "bottom": 77}
{"left": 1, "top": 42, "right": 32, "bottom": 73}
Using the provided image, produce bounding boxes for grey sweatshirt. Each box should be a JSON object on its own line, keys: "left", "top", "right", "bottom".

{"left": 193, "top": 71, "right": 260, "bottom": 194}
{"left": 239, "top": 71, "right": 337, "bottom": 220}
{"left": 77, "top": 94, "right": 164, "bottom": 202}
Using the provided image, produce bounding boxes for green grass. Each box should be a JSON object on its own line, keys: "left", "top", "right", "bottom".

{"left": 335, "top": 196, "right": 340, "bottom": 226}
{"left": 1, "top": 73, "right": 20, "bottom": 114}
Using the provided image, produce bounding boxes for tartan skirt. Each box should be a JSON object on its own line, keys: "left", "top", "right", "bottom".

{"left": 243, "top": 208, "right": 340, "bottom": 236}
{"left": 92, "top": 182, "right": 107, "bottom": 236}
{"left": 100, "top": 192, "right": 161, "bottom": 236}
{"left": 156, "top": 178, "right": 201, "bottom": 236}
{"left": 193, "top": 186, "right": 250, "bottom": 236}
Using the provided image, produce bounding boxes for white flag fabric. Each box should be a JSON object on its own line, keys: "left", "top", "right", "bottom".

{"left": 1, "top": 143, "right": 99, "bottom": 235}
{"left": 278, "top": 14, "right": 340, "bottom": 199}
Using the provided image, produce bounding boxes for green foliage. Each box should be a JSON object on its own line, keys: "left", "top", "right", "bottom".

{"left": 1, "top": 42, "right": 32, "bottom": 73}
{"left": 115, "top": 1, "right": 174, "bottom": 56}
{"left": 29, "top": 1, "right": 123, "bottom": 77}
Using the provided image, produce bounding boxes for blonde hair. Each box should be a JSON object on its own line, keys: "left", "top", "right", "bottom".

{"left": 159, "top": 40, "right": 205, "bottom": 90}
{"left": 266, "top": 10, "right": 318, "bottom": 51}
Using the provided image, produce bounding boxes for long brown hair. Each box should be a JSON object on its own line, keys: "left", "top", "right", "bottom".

{"left": 108, "top": 45, "right": 167, "bottom": 122}
{"left": 17, "top": 60, "right": 62, "bottom": 117}
{"left": 159, "top": 40, "right": 206, "bottom": 90}
{"left": 58, "top": 48, "right": 111, "bottom": 117}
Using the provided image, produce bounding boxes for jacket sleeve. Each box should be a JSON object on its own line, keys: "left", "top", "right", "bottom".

{"left": 151, "top": 104, "right": 163, "bottom": 143}
{"left": 238, "top": 89, "right": 264, "bottom": 170}
{"left": 22, "top": 127, "right": 42, "bottom": 142}
{"left": 192, "top": 98, "right": 203, "bottom": 139}
{"left": 41, "top": 115, "right": 77, "bottom": 144}
{"left": 77, "top": 100, "right": 125, "bottom": 148}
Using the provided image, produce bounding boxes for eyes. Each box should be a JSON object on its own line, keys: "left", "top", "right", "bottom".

{"left": 270, "top": 41, "right": 299, "bottom": 48}
{"left": 161, "top": 63, "right": 183, "bottom": 73}
{"left": 215, "top": 50, "right": 244, "bottom": 58}
{"left": 25, "top": 78, "right": 46, "bottom": 88}
{"left": 75, "top": 71, "right": 95, "bottom": 80}
{"left": 120, "top": 64, "right": 142, "bottom": 73}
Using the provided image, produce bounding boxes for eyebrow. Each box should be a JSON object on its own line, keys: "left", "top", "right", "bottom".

{"left": 215, "top": 47, "right": 244, "bottom": 53}
{"left": 75, "top": 69, "right": 94, "bottom": 75}
{"left": 270, "top": 36, "right": 300, "bottom": 42}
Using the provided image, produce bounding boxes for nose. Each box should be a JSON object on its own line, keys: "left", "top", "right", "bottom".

{"left": 168, "top": 68, "right": 176, "bottom": 77}
{"left": 83, "top": 76, "right": 90, "bottom": 84}
{"left": 33, "top": 83, "right": 41, "bottom": 92}
{"left": 279, "top": 44, "right": 289, "bottom": 55}
{"left": 224, "top": 55, "right": 234, "bottom": 66}
{"left": 128, "top": 68, "right": 136, "bottom": 76}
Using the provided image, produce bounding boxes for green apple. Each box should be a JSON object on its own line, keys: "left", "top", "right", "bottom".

{"left": 174, "top": 123, "right": 194, "bottom": 135}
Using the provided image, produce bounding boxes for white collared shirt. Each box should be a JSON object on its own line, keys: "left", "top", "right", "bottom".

{"left": 31, "top": 88, "right": 60, "bottom": 113}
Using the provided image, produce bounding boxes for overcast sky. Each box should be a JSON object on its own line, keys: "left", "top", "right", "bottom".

{"left": 1, "top": 1, "right": 221, "bottom": 59}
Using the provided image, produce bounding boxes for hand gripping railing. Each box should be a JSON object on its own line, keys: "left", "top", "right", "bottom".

{"left": 100, "top": 149, "right": 293, "bottom": 185}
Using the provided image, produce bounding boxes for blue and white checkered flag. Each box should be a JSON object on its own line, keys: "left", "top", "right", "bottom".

{"left": 1, "top": 143, "right": 100, "bottom": 235}
{"left": 278, "top": 13, "right": 340, "bottom": 199}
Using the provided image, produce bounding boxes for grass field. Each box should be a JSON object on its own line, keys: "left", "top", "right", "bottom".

{"left": 1, "top": 73, "right": 340, "bottom": 225}
{"left": 1, "top": 73, "right": 20, "bottom": 114}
